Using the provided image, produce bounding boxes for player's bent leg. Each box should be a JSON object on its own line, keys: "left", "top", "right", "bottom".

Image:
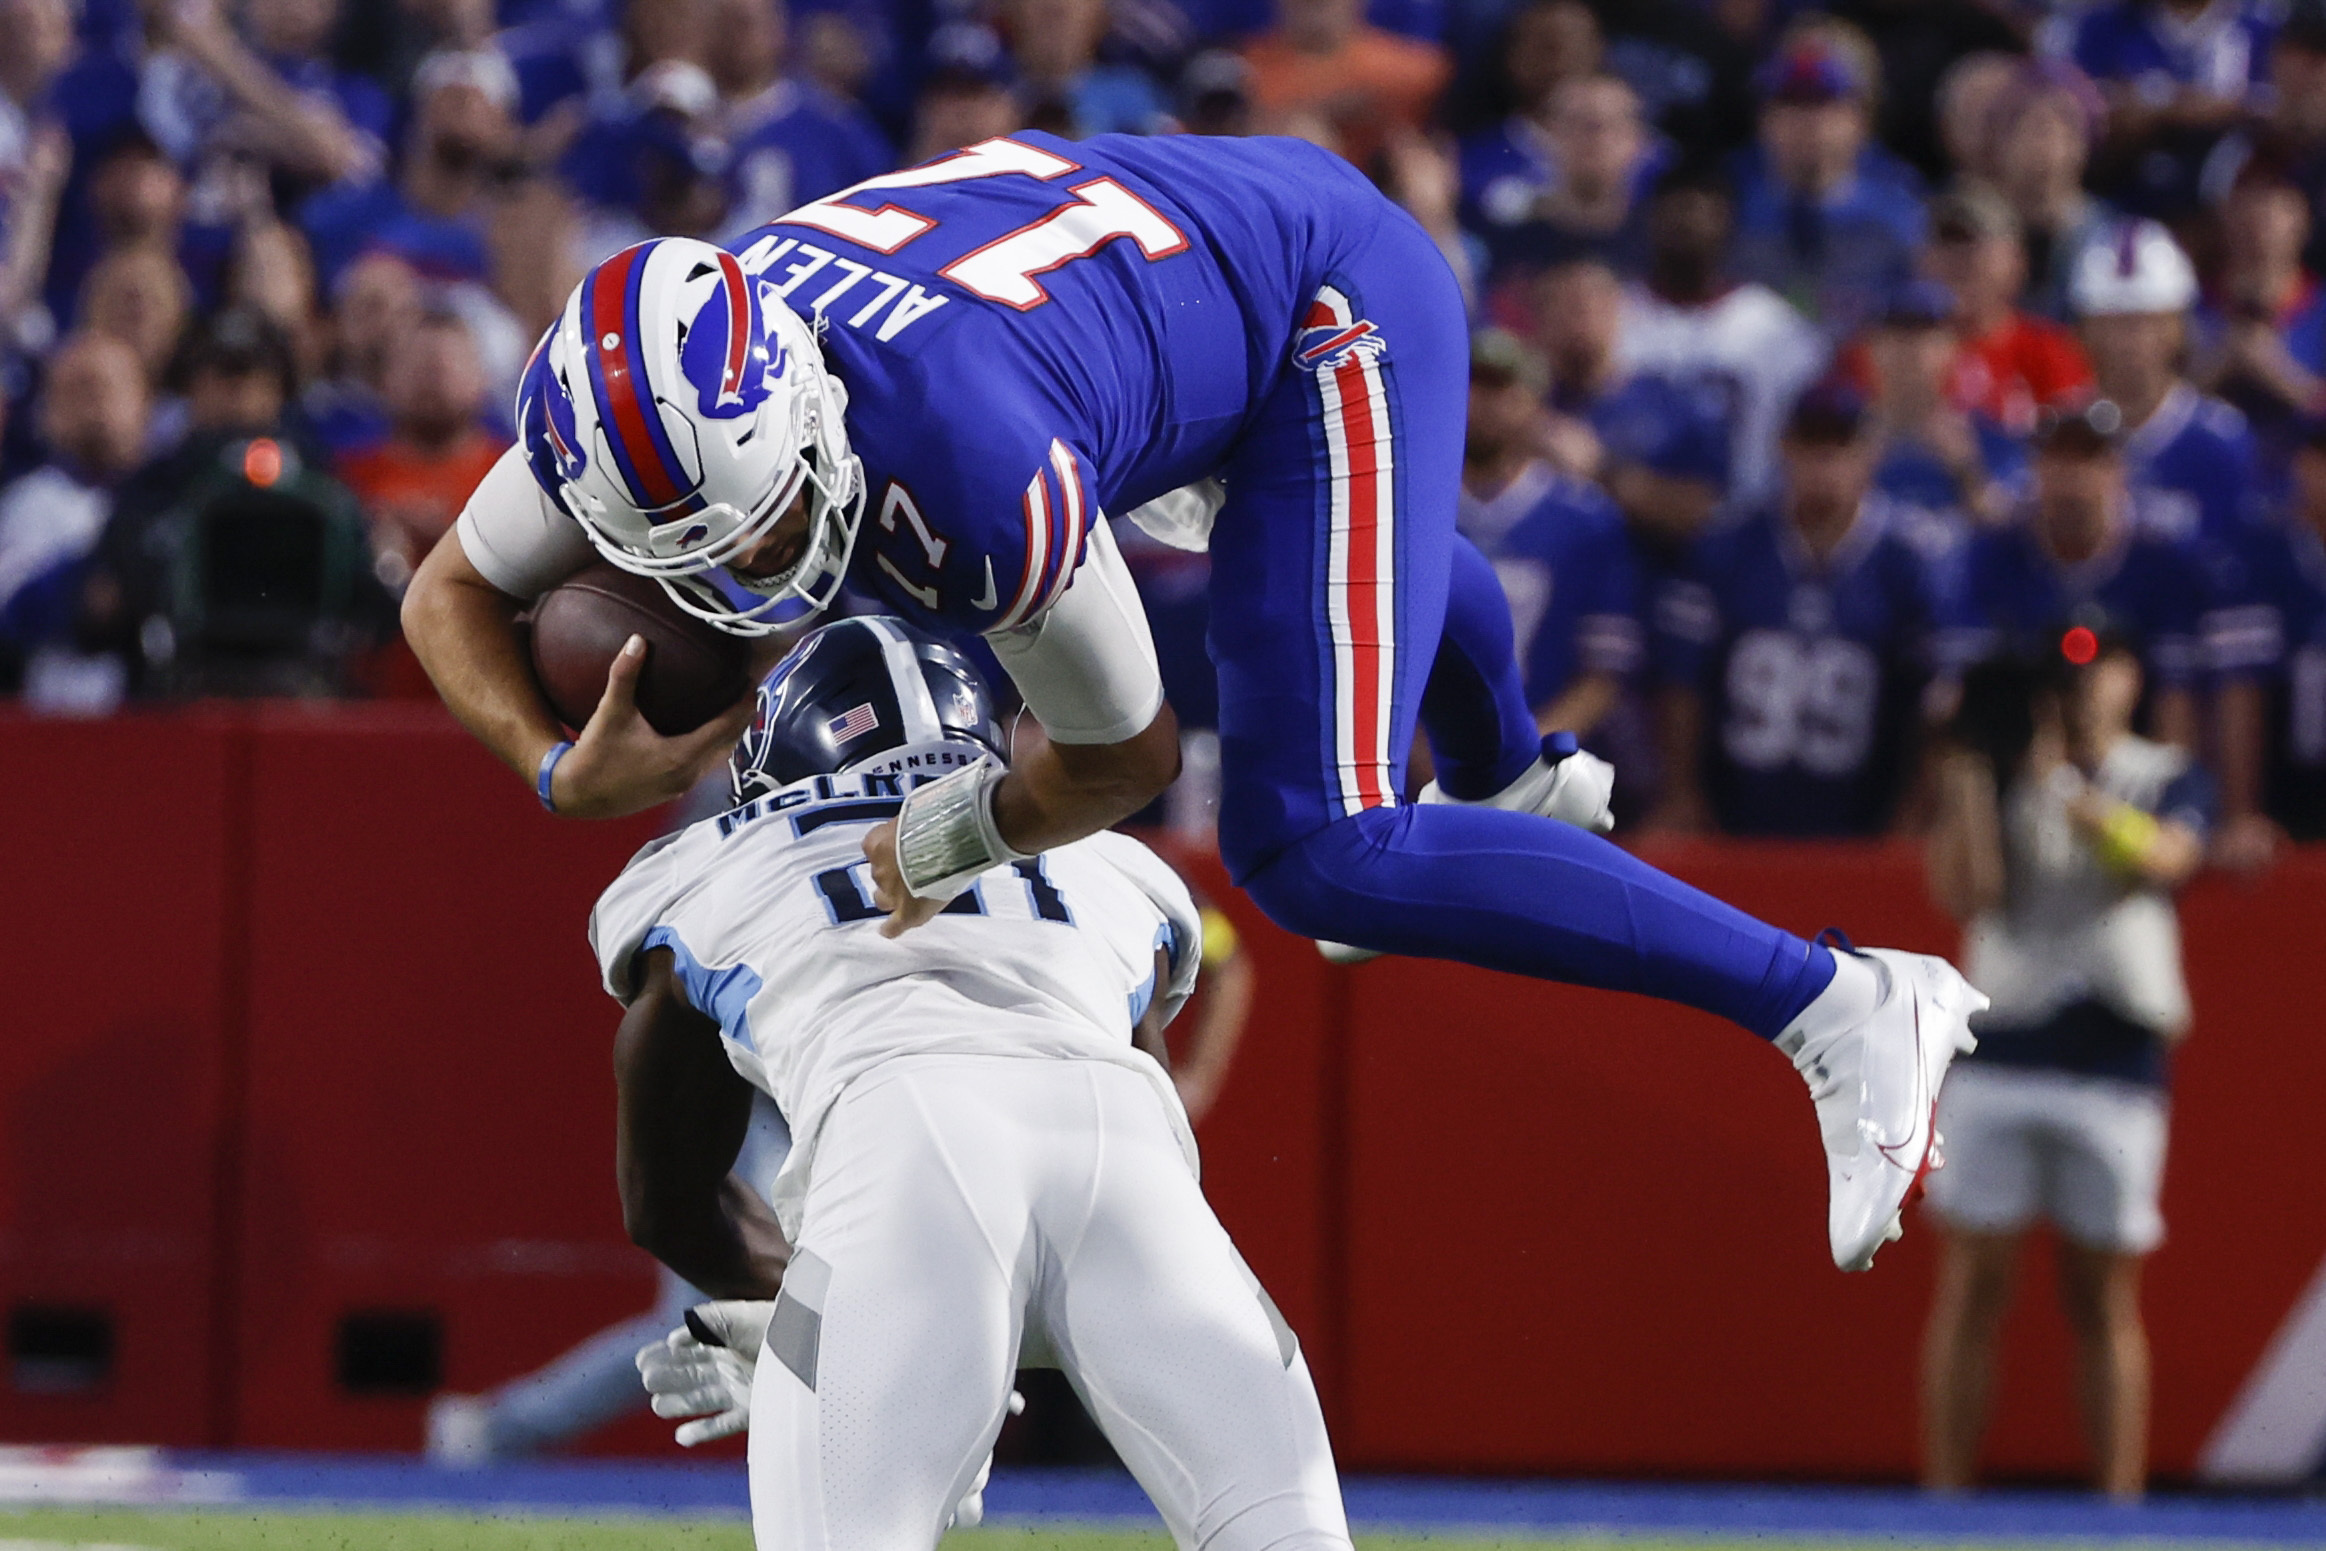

{"left": 1036, "top": 1065, "right": 1349, "bottom": 1551}
{"left": 1419, "top": 535, "right": 1542, "bottom": 800}
{"left": 748, "top": 1061, "right": 1028, "bottom": 1550}
{"left": 1246, "top": 806, "right": 1984, "bottom": 1271}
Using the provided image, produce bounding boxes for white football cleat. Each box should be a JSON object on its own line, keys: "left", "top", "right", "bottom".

{"left": 1778, "top": 941, "right": 1985, "bottom": 1272}
{"left": 1316, "top": 733, "right": 1616, "bottom": 965}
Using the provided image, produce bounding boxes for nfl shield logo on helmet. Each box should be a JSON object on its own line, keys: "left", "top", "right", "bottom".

{"left": 679, "top": 250, "right": 777, "bottom": 420}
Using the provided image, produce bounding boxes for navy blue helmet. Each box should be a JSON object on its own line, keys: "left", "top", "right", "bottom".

{"left": 730, "top": 616, "right": 1006, "bottom": 802}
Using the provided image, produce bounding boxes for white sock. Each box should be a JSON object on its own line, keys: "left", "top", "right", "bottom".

{"left": 1778, "top": 948, "right": 1881, "bottom": 1054}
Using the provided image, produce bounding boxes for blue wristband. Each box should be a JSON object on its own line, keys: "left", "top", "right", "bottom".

{"left": 537, "top": 740, "right": 574, "bottom": 813}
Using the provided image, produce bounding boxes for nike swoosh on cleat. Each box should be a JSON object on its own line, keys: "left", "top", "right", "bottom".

{"left": 1871, "top": 996, "right": 1930, "bottom": 1174}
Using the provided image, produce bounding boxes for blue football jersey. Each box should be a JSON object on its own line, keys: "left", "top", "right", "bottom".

{"left": 731, "top": 132, "right": 1377, "bottom": 635}
{"left": 1655, "top": 500, "right": 1938, "bottom": 836}
{"left": 2229, "top": 514, "right": 2326, "bottom": 835}
{"left": 2121, "top": 382, "right": 2262, "bottom": 546}
{"left": 1935, "top": 518, "right": 2211, "bottom": 689}
{"left": 1457, "top": 463, "right": 1643, "bottom": 710}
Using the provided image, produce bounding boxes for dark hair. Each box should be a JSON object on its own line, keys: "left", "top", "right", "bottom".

{"left": 1949, "top": 654, "right": 2052, "bottom": 787}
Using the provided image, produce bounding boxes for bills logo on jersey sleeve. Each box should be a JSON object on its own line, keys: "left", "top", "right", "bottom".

{"left": 678, "top": 250, "right": 778, "bottom": 420}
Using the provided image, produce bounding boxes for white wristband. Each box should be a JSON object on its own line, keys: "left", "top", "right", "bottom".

{"left": 895, "top": 758, "right": 1029, "bottom": 900}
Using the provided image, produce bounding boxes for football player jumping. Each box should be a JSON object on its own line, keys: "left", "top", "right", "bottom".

{"left": 402, "top": 131, "right": 1983, "bottom": 1273}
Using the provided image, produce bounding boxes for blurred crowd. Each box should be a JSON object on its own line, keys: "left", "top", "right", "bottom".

{"left": 1, "top": 0, "right": 2325, "bottom": 866}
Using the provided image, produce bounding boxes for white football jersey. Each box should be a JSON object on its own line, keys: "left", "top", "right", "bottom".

{"left": 590, "top": 757, "right": 1204, "bottom": 1233}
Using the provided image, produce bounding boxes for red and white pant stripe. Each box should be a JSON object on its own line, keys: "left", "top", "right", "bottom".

{"left": 1307, "top": 285, "right": 1398, "bottom": 817}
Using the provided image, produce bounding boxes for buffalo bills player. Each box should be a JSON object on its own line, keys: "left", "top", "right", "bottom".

{"left": 402, "top": 132, "right": 1984, "bottom": 1271}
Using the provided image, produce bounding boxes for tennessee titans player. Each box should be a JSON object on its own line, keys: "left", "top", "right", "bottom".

{"left": 401, "top": 132, "right": 1983, "bottom": 1271}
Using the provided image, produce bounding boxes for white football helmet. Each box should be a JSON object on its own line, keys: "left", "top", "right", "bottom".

{"left": 516, "top": 236, "right": 864, "bottom": 634}
{"left": 2070, "top": 218, "right": 2197, "bottom": 318}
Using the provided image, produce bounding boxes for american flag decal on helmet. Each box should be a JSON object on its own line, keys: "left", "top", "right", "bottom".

{"left": 827, "top": 703, "right": 881, "bottom": 743}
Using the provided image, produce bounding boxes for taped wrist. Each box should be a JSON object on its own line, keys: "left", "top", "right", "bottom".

{"left": 895, "top": 758, "right": 1029, "bottom": 900}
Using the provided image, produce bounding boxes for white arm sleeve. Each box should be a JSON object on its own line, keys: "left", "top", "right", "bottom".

{"left": 453, "top": 444, "right": 597, "bottom": 601}
{"left": 986, "top": 517, "right": 1165, "bottom": 745}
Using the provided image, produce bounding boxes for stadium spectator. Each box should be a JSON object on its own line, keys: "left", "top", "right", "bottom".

{"left": 1922, "top": 633, "right": 2210, "bottom": 1502}
{"left": 712, "top": 0, "right": 894, "bottom": 236}
{"left": 74, "top": 139, "right": 192, "bottom": 290}
{"left": 1178, "top": 48, "right": 1257, "bottom": 137}
{"left": 1002, "top": 0, "right": 1173, "bottom": 137}
{"left": 140, "top": 0, "right": 391, "bottom": 194}
{"left": 569, "top": 59, "right": 734, "bottom": 252}
{"left": 1935, "top": 50, "right": 2020, "bottom": 182}
{"left": 907, "top": 26, "right": 1026, "bottom": 165}
{"left": 77, "top": 245, "right": 193, "bottom": 391}
{"left": 302, "top": 251, "right": 421, "bottom": 457}
{"left": 1460, "top": 329, "right": 1643, "bottom": 740}
{"left": 1924, "top": 185, "right": 2094, "bottom": 435}
{"left": 1861, "top": 278, "right": 2024, "bottom": 558}
{"left": 0, "top": 118, "right": 68, "bottom": 353}
{"left": 2198, "top": 0, "right": 2326, "bottom": 274}
{"left": 1937, "top": 403, "right": 2208, "bottom": 750}
{"left": 1986, "top": 61, "right": 2114, "bottom": 322}
{"left": 10, "top": 0, "right": 142, "bottom": 327}
{"left": 1531, "top": 254, "right": 1731, "bottom": 564}
{"left": 1239, "top": 0, "right": 1452, "bottom": 171}
{"left": 2192, "top": 168, "right": 2326, "bottom": 472}
{"left": 485, "top": 171, "right": 583, "bottom": 342}
{"left": 1462, "top": 74, "right": 1660, "bottom": 288}
{"left": 337, "top": 310, "right": 507, "bottom": 592}
{"left": 2218, "top": 421, "right": 2326, "bottom": 847}
{"left": 225, "top": 219, "right": 323, "bottom": 385}
{"left": 2071, "top": 0, "right": 2268, "bottom": 219}
{"left": 0, "top": 332, "right": 148, "bottom": 706}
{"left": 1824, "top": 0, "right": 2020, "bottom": 184}
{"left": 1594, "top": 0, "right": 1758, "bottom": 159}
{"left": 1619, "top": 163, "right": 1826, "bottom": 509}
{"left": 300, "top": 48, "right": 520, "bottom": 291}
{"left": 1649, "top": 382, "right": 1939, "bottom": 836}
{"left": 2072, "top": 219, "right": 2262, "bottom": 554}
{"left": 1728, "top": 26, "right": 1927, "bottom": 339}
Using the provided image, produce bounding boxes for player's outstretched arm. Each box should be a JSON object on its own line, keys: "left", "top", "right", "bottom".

{"left": 864, "top": 704, "right": 1181, "bottom": 935}
{"left": 614, "top": 949, "right": 789, "bottom": 1299}
{"left": 403, "top": 529, "right": 749, "bottom": 818}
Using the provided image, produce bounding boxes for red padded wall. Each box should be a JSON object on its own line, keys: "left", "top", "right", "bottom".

{"left": 1327, "top": 841, "right": 2326, "bottom": 1481}
{"left": 0, "top": 710, "right": 240, "bottom": 1443}
{"left": 227, "top": 704, "right": 669, "bottom": 1450}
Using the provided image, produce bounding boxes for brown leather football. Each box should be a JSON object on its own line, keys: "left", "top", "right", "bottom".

{"left": 528, "top": 563, "right": 751, "bottom": 735}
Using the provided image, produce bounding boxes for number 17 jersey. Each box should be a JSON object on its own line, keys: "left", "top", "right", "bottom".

{"left": 734, "top": 131, "right": 1379, "bottom": 633}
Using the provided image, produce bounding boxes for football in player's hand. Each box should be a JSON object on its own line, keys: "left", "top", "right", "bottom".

{"left": 529, "top": 564, "right": 751, "bottom": 735}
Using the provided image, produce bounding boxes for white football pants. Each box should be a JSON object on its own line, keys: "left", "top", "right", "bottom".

{"left": 746, "top": 1053, "right": 1350, "bottom": 1551}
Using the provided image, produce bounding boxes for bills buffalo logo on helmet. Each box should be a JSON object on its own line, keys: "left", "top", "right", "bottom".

{"left": 517, "top": 336, "right": 590, "bottom": 505}
{"left": 677, "top": 251, "right": 778, "bottom": 421}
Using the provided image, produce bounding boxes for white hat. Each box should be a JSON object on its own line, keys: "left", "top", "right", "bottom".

{"left": 2070, "top": 218, "right": 2197, "bottom": 317}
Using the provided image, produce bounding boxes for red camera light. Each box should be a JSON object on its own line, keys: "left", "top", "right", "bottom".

{"left": 2061, "top": 625, "right": 2099, "bottom": 665}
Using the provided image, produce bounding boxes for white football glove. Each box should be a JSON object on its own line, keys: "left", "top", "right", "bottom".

{"left": 636, "top": 1299, "right": 771, "bottom": 1447}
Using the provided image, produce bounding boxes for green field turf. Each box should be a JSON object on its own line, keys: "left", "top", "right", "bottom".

{"left": 0, "top": 1509, "right": 2252, "bottom": 1551}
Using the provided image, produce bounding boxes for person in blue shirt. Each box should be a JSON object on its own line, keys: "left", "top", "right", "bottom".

{"left": 1936, "top": 402, "right": 2211, "bottom": 751}
{"left": 713, "top": 0, "right": 895, "bottom": 235}
{"left": 301, "top": 50, "right": 518, "bottom": 290}
{"left": 2071, "top": 0, "right": 2270, "bottom": 218}
{"left": 2192, "top": 166, "right": 2326, "bottom": 483}
{"left": 1531, "top": 254, "right": 1732, "bottom": 571}
{"left": 1651, "top": 380, "right": 1941, "bottom": 837}
{"left": 1861, "top": 279, "right": 2027, "bottom": 582}
{"left": 1458, "top": 329, "right": 1643, "bottom": 741}
{"left": 1459, "top": 73, "right": 1664, "bottom": 287}
{"left": 2072, "top": 217, "right": 2265, "bottom": 556}
{"left": 1727, "top": 32, "right": 1927, "bottom": 340}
